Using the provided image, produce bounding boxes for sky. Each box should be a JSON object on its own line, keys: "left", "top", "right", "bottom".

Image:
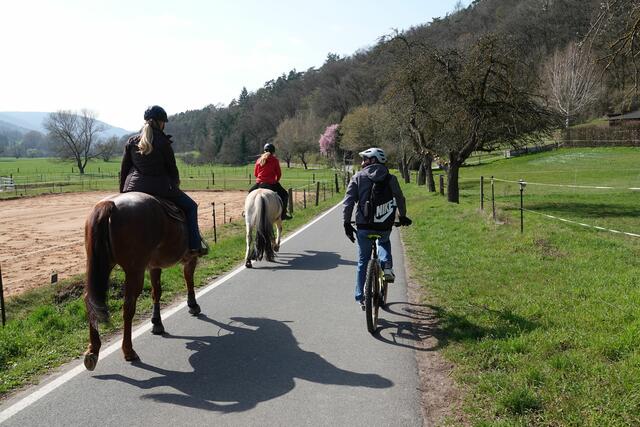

{"left": 1, "top": 0, "right": 468, "bottom": 131}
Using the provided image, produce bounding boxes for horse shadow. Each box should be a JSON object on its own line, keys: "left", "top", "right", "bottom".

{"left": 374, "top": 301, "right": 540, "bottom": 352}
{"left": 93, "top": 315, "right": 392, "bottom": 413}
{"left": 258, "top": 250, "right": 357, "bottom": 271}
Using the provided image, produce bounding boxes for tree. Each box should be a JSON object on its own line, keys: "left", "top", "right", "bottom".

{"left": 273, "top": 110, "right": 322, "bottom": 169}
{"left": 96, "top": 136, "right": 122, "bottom": 162}
{"left": 318, "top": 124, "right": 340, "bottom": 167}
{"left": 410, "top": 35, "right": 559, "bottom": 203}
{"left": 45, "top": 109, "right": 105, "bottom": 174}
{"left": 544, "top": 41, "right": 600, "bottom": 132}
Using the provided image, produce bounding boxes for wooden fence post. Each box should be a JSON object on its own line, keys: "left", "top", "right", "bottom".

{"left": 315, "top": 182, "right": 320, "bottom": 206}
{"left": 0, "top": 263, "right": 5, "bottom": 326}
{"left": 288, "top": 188, "right": 294, "bottom": 215}
{"left": 439, "top": 175, "right": 444, "bottom": 195}
{"left": 212, "top": 202, "right": 217, "bottom": 244}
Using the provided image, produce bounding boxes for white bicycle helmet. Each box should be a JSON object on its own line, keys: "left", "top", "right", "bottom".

{"left": 358, "top": 147, "right": 387, "bottom": 164}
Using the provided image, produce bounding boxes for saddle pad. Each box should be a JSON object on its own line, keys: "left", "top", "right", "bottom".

{"left": 157, "top": 197, "right": 186, "bottom": 222}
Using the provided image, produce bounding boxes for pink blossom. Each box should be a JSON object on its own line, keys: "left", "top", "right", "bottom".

{"left": 319, "top": 124, "right": 339, "bottom": 155}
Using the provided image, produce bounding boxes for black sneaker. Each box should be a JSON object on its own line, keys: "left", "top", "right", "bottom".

{"left": 358, "top": 299, "right": 365, "bottom": 311}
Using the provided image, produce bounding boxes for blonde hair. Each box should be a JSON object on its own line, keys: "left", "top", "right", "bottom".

{"left": 137, "top": 121, "right": 154, "bottom": 155}
{"left": 258, "top": 151, "right": 272, "bottom": 166}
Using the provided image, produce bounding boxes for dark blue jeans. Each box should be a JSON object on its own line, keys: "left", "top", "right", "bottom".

{"left": 355, "top": 229, "right": 391, "bottom": 302}
{"left": 167, "top": 191, "right": 201, "bottom": 250}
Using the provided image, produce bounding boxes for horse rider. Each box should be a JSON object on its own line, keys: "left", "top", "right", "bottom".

{"left": 248, "top": 143, "right": 292, "bottom": 220}
{"left": 119, "top": 105, "right": 208, "bottom": 257}
{"left": 342, "top": 147, "right": 412, "bottom": 308}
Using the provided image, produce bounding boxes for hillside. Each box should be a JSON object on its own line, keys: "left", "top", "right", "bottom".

{"left": 0, "top": 112, "right": 132, "bottom": 139}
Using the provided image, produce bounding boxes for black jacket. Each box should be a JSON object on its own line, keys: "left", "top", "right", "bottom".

{"left": 119, "top": 128, "right": 181, "bottom": 197}
{"left": 342, "top": 164, "right": 406, "bottom": 230}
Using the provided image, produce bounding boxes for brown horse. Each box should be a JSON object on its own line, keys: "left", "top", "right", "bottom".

{"left": 83, "top": 192, "right": 202, "bottom": 371}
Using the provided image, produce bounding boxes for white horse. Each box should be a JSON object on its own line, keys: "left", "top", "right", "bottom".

{"left": 244, "top": 189, "right": 283, "bottom": 268}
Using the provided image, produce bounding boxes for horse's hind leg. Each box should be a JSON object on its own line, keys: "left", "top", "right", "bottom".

{"left": 274, "top": 219, "right": 282, "bottom": 252}
{"left": 245, "top": 222, "right": 253, "bottom": 268}
{"left": 84, "top": 322, "right": 101, "bottom": 371}
{"left": 122, "top": 269, "right": 145, "bottom": 362}
{"left": 183, "top": 257, "right": 201, "bottom": 315}
{"left": 150, "top": 268, "right": 165, "bottom": 335}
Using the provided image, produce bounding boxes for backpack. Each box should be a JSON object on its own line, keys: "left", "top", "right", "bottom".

{"left": 363, "top": 174, "right": 397, "bottom": 230}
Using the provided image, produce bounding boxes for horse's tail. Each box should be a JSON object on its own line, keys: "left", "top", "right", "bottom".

{"left": 84, "top": 200, "right": 115, "bottom": 328}
{"left": 254, "top": 194, "right": 275, "bottom": 262}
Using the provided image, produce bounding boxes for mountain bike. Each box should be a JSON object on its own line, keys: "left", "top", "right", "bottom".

{"left": 363, "top": 231, "right": 389, "bottom": 334}
{"left": 363, "top": 222, "right": 402, "bottom": 335}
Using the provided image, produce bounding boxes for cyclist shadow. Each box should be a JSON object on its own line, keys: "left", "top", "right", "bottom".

{"left": 92, "top": 315, "right": 392, "bottom": 413}
{"left": 375, "top": 301, "right": 539, "bottom": 351}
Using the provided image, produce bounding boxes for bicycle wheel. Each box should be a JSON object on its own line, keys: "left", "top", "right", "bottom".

{"left": 364, "top": 259, "right": 379, "bottom": 334}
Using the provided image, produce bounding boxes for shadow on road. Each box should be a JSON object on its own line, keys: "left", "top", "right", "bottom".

{"left": 254, "top": 250, "right": 357, "bottom": 271}
{"left": 375, "top": 301, "right": 539, "bottom": 352}
{"left": 93, "top": 315, "right": 392, "bottom": 413}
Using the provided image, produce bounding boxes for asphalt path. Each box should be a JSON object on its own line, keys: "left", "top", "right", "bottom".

{"left": 0, "top": 203, "right": 422, "bottom": 426}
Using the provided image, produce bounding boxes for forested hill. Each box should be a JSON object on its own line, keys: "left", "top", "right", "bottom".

{"left": 166, "top": 0, "right": 635, "bottom": 164}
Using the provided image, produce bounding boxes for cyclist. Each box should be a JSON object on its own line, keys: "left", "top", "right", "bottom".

{"left": 342, "top": 147, "right": 411, "bottom": 308}
{"left": 248, "top": 143, "right": 292, "bottom": 220}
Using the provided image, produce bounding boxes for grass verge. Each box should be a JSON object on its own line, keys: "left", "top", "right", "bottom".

{"left": 0, "top": 192, "right": 342, "bottom": 398}
{"left": 401, "top": 179, "right": 640, "bottom": 425}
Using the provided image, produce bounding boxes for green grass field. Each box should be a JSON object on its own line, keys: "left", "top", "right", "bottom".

{"left": 0, "top": 157, "right": 339, "bottom": 198}
{"left": 401, "top": 147, "right": 640, "bottom": 425}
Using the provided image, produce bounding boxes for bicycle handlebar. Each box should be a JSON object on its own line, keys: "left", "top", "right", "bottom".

{"left": 349, "top": 221, "right": 404, "bottom": 227}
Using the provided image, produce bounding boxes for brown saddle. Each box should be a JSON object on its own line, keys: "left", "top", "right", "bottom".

{"left": 157, "top": 197, "right": 186, "bottom": 223}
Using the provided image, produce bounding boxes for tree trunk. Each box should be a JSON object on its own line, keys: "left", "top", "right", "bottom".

{"left": 417, "top": 161, "right": 426, "bottom": 186}
{"left": 446, "top": 162, "right": 461, "bottom": 203}
{"left": 300, "top": 154, "right": 308, "bottom": 170}
{"left": 425, "top": 155, "right": 436, "bottom": 192}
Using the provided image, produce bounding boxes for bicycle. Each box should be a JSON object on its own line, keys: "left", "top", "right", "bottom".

{"left": 362, "top": 222, "right": 401, "bottom": 335}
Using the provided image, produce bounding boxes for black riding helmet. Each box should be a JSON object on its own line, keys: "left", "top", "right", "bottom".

{"left": 144, "top": 105, "right": 169, "bottom": 123}
{"left": 264, "top": 143, "right": 275, "bottom": 153}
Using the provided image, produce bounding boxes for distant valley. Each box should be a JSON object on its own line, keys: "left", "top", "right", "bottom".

{"left": 0, "top": 112, "right": 133, "bottom": 139}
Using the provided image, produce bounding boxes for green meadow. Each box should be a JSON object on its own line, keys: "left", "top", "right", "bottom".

{"left": 401, "top": 147, "right": 640, "bottom": 425}
{"left": 0, "top": 157, "right": 339, "bottom": 197}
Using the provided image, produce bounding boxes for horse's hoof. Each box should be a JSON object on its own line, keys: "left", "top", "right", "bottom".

{"left": 274, "top": 246, "right": 280, "bottom": 252}
{"left": 151, "top": 323, "right": 165, "bottom": 335}
{"left": 84, "top": 352, "right": 98, "bottom": 371}
{"left": 124, "top": 351, "right": 140, "bottom": 362}
{"left": 188, "top": 303, "right": 201, "bottom": 316}
{"left": 245, "top": 261, "right": 252, "bottom": 268}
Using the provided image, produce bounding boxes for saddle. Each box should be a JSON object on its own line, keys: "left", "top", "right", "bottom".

{"left": 156, "top": 198, "right": 186, "bottom": 222}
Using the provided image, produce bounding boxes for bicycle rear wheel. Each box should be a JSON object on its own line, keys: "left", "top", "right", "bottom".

{"left": 364, "top": 259, "right": 379, "bottom": 334}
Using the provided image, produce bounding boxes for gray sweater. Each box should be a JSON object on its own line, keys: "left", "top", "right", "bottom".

{"left": 342, "top": 164, "right": 406, "bottom": 229}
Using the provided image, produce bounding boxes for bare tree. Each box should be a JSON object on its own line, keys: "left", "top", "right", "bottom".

{"left": 45, "top": 109, "right": 106, "bottom": 174}
{"left": 587, "top": 0, "right": 640, "bottom": 91}
{"left": 544, "top": 41, "right": 601, "bottom": 131}
{"left": 96, "top": 136, "right": 122, "bottom": 162}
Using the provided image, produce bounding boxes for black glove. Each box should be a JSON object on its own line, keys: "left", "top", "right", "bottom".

{"left": 398, "top": 216, "right": 412, "bottom": 226}
{"left": 344, "top": 222, "right": 356, "bottom": 242}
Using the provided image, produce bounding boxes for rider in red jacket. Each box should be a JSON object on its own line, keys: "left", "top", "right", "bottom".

{"left": 248, "top": 143, "right": 292, "bottom": 220}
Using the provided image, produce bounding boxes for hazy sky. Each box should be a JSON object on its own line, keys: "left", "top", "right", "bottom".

{"left": 1, "top": 0, "right": 467, "bottom": 131}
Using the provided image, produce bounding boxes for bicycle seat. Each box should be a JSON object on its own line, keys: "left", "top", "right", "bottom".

{"left": 366, "top": 233, "right": 382, "bottom": 240}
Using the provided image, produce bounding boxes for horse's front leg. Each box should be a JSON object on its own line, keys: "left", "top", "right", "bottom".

{"left": 150, "top": 268, "right": 165, "bottom": 335}
{"left": 183, "top": 257, "right": 201, "bottom": 315}
{"left": 245, "top": 221, "right": 253, "bottom": 268}
{"left": 122, "top": 269, "right": 144, "bottom": 362}
{"left": 274, "top": 219, "right": 282, "bottom": 252}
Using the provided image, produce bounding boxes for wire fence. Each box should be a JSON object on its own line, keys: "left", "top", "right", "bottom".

{"left": 475, "top": 175, "right": 640, "bottom": 238}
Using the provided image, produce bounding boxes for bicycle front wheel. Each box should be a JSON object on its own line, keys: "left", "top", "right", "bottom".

{"left": 364, "top": 259, "right": 379, "bottom": 334}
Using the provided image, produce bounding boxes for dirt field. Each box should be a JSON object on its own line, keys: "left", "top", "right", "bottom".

{"left": 0, "top": 190, "right": 246, "bottom": 298}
